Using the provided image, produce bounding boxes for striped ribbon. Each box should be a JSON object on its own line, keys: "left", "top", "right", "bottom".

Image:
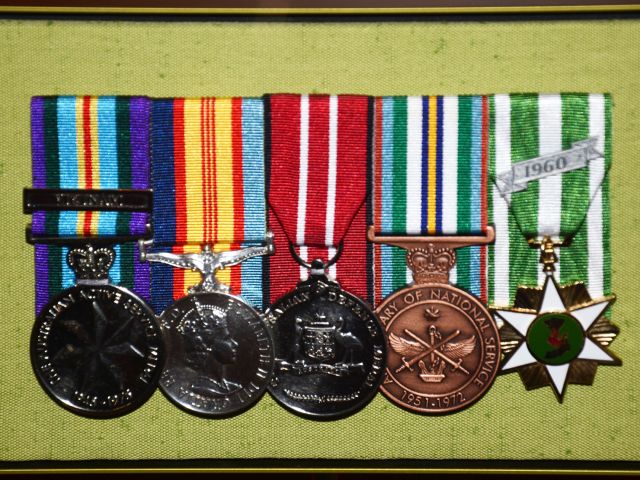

{"left": 489, "top": 93, "right": 611, "bottom": 307}
{"left": 371, "top": 95, "right": 490, "bottom": 305}
{"left": 267, "top": 94, "right": 373, "bottom": 304}
{"left": 29, "top": 93, "right": 611, "bottom": 319}
{"left": 150, "top": 97, "right": 267, "bottom": 312}
{"left": 30, "top": 96, "right": 151, "bottom": 313}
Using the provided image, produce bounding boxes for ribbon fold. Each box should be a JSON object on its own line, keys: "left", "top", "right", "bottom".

{"left": 266, "top": 94, "right": 372, "bottom": 303}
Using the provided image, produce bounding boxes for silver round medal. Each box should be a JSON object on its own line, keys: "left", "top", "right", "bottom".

{"left": 141, "top": 239, "right": 275, "bottom": 417}
{"left": 159, "top": 292, "right": 274, "bottom": 417}
{"left": 266, "top": 261, "right": 386, "bottom": 420}
{"left": 31, "top": 245, "right": 164, "bottom": 418}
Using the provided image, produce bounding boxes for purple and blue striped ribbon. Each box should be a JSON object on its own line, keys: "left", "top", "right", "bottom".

{"left": 30, "top": 96, "right": 151, "bottom": 313}
{"left": 149, "top": 97, "right": 266, "bottom": 313}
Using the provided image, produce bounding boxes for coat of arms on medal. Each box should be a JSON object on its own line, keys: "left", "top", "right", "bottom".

{"left": 301, "top": 317, "right": 336, "bottom": 361}
{"left": 280, "top": 311, "right": 364, "bottom": 377}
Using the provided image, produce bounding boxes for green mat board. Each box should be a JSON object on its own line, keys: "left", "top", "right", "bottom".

{"left": 0, "top": 18, "right": 639, "bottom": 463}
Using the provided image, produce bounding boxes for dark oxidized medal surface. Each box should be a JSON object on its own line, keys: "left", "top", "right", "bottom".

{"left": 142, "top": 240, "right": 275, "bottom": 417}
{"left": 31, "top": 245, "right": 164, "bottom": 418}
{"left": 266, "top": 260, "right": 386, "bottom": 420}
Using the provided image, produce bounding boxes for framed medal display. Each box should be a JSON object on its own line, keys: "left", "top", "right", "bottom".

{"left": 1, "top": 1, "right": 639, "bottom": 475}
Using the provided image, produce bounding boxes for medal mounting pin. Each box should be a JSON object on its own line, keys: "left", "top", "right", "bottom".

{"left": 139, "top": 232, "right": 274, "bottom": 294}
{"left": 288, "top": 241, "right": 343, "bottom": 280}
{"left": 527, "top": 235, "right": 572, "bottom": 275}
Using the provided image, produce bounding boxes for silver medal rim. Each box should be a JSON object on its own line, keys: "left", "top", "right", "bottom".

{"left": 266, "top": 280, "right": 386, "bottom": 420}
{"left": 157, "top": 291, "right": 275, "bottom": 418}
{"left": 30, "top": 284, "right": 165, "bottom": 419}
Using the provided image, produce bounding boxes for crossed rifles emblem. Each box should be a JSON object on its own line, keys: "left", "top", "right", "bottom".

{"left": 390, "top": 323, "right": 476, "bottom": 380}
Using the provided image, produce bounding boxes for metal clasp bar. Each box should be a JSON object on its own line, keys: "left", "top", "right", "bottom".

{"left": 367, "top": 226, "right": 495, "bottom": 285}
{"left": 367, "top": 226, "right": 495, "bottom": 251}
{"left": 25, "top": 224, "right": 153, "bottom": 246}
{"left": 138, "top": 232, "right": 274, "bottom": 294}
{"left": 24, "top": 188, "right": 154, "bottom": 246}
{"left": 23, "top": 188, "right": 152, "bottom": 214}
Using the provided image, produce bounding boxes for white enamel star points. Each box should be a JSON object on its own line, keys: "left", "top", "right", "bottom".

{"left": 494, "top": 274, "right": 617, "bottom": 402}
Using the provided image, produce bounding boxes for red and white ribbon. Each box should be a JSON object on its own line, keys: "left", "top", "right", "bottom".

{"left": 267, "top": 94, "right": 371, "bottom": 302}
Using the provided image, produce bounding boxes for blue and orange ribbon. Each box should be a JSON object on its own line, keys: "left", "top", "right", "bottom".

{"left": 150, "top": 97, "right": 267, "bottom": 312}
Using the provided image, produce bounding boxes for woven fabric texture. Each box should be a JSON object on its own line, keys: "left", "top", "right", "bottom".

{"left": 30, "top": 96, "right": 152, "bottom": 311}
{"left": 0, "top": 19, "right": 638, "bottom": 463}
{"left": 267, "top": 94, "right": 372, "bottom": 304}
{"left": 149, "top": 97, "right": 267, "bottom": 312}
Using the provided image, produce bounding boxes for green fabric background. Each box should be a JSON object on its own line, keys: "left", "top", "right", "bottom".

{"left": 0, "top": 18, "right": 638, "bottom": 463}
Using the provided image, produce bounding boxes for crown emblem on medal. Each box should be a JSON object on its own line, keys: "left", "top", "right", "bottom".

{"left": 406, "top": 244, "right": 456, "bottom": 284}
{"left": 67, "top": 244, "right": 115, "bottom": 280}
{"left": 178, "top": 300, "right": 227, "bottom": 334}
{"left": 193, "top": 300, "right": 226, "bottom": 322}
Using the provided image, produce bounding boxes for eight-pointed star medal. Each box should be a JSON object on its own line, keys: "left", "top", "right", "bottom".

{"left": 493, "top": 275, "right": 620, "bottom": 402}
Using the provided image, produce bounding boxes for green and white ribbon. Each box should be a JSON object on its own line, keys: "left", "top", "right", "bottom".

{"left": 496, "top": 137, "right": 603, "bottom": 194}
{"left": 489, "top": 93, "right": 611, "bottom": 306}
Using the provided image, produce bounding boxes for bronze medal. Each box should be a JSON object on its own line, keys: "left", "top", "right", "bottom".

{"left": 369, "top": 228, "right": 500, "bottom": 414}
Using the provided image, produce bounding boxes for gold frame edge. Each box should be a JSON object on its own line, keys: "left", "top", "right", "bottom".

{"left": 1, "top": 5, "right": 638, "bottom": 474}
{"left": 0, "top": 4, "right": 640, "bottom": 14}
{"left": 2, "top": 467, "right": 640, "bottom": 475}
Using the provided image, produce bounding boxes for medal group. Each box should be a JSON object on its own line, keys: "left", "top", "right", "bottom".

{"left": 24, "top": 94, "right": 620, "bottom": 420}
